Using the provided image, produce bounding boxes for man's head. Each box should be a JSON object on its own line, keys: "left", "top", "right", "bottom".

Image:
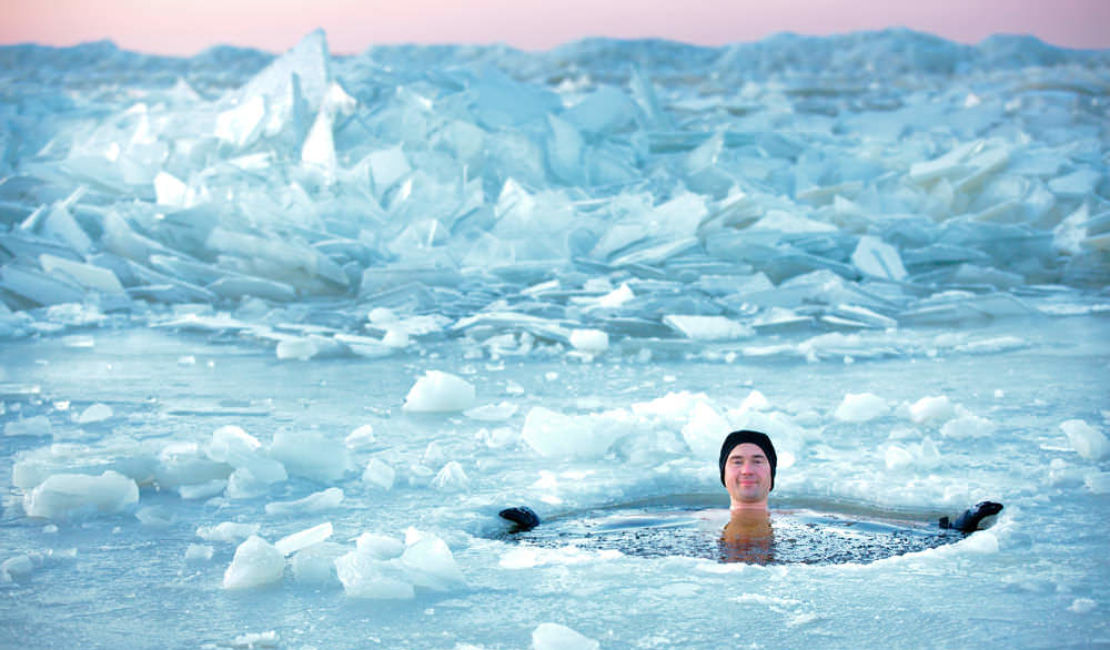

{"left": 719, "top": 430, "right": 777, "bottom": 509}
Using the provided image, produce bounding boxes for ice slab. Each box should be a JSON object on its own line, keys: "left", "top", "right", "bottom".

{"left": 274, "top": 522, "right": 333, "bottom": 556}
{"left": 23, "top": 470, "right": 139, "bottom": 520}
{"left": 222, "top": 536, "right": 285, "bottom": 590}
{"left": 402, "top": 371, "right": 476, "bottom": 413}
{"left": 269, "top": 431, "right": 349, "bottom": 482}
{"left": 833, "top": 393, "right": 889, "bottom": 422}
{"left": 1060, "top": 420, "right": 1110, "bottom": 461}
{"left": 532, "top": 623, "right": 600, "bottom": 650}
{"left": 264, "top": 487, "right": 344, "bottom": 516}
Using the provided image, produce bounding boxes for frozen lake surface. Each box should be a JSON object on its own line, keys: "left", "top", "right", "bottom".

{"left": 1, "top": 27, "right": 1109, "bottom": 648}
{"left": 2, "top": 318, "right": 1108, "bottom": 648}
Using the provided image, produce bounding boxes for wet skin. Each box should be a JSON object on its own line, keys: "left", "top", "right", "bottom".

{"left": 719, "top": 508, "right": 774, "bottom": 564}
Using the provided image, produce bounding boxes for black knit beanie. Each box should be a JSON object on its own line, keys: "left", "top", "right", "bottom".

{"left": 718, "top": 430, "right": 777, "bottom": 490}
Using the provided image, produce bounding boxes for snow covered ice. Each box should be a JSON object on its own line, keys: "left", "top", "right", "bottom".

{"left": 0, "top": 28, "right": 1109, "bottom": 648}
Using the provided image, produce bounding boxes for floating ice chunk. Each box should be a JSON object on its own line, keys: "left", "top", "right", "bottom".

{"left": 275, "top": 337, "right": 319, "bottom": 361}
{"left": 398, "top": 530, "right": 465, "bottom": 591}
{"left": 521, "top": 407, "right": 626, "bottom": 459}
{"left": 230, "top": 631, "right": 279, "bottom": 648}
{"left": 197, "top": 522, "right": 260, "bottom": 543}
{"left": 362, "top": 459, "right": 395, "bottom": 491}
{"left": 24, "top": 471, "right": 139, "bottom": 520}
{"left": 431, "top": 461, "right": 470, "bottom": 492}
{"left": 682, "top": 401, "right": 731, "bottom": 458}
{"left": 269, "top": 430, "right": 349, "bottom": 482}
{"left": 851, "top": 236, "right": 907, "bottom": 281}
{"left": 402, "top": 371, "right": 476, "bottom": 413}
{"left": 663, "top": 315, "right": 752, "bottom": 341}
{"left": 40, "top": 255, "right": 125, "bottom": 294}
{"left": 531, "top": 623, "right": 599, "bottom": 650}
{"left": 345, "top": 424, "right": 375, "bottom": 449}
{"left": 76, "top": 403, "right": 113, "bottom": 424}
{"left": 2, "top": 555, "right": 34, "bottom": 581}
{"left": 222, "top": 536, "right": 285, "bottom": 590}
{"left": 833, "top": 393, "right": 889, "bottom": 422}
{"left": 569, "top": 329, "right": 609, "bottom": 353}
{"left": 264, "top": 488, "right": 344, "bottom": 516}
{"left": 884, "top": 445, "right": 914, "bottom": 471}
{"left": 4, "top": 415, "right": 52, "bottom": 437}
{"left": 335, "top": 550, "right": 414, "bottom": 599}
{"left": 907, "top": 396, "right": 955, "bottom": 423}
{"left": 274, "top": 522, "right": 333, "bottom": 556}
{"left": 940, "top": 413, "right": 996, "bottom": 439}
{"left": 185, "top": 544, "right": 214, "bottom": 563}
{"left": 136, "top": 505, "right": 175, "bottom": 527}
{"left": 596, "top": 283, "right": 634, "bottom": 309}
{"left": 356, "top": 533, "right": 405, "bottom": 560}
{"left": 1068, "top": 598, "right": 1097, "bottom": 614}
{"left": 1060, "top": 420, "right": 1110, "bottom": 460}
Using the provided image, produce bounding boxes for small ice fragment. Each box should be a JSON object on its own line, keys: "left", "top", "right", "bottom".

{"left": 264, "top": 488, "right": 343, "bottom": 516}
{"left": 177, "top": 355, "right": 197, "bottom": 366}
{"left": 368, "top": 307, "right": 398, "bottom": 324}
{"left": 505, "top": 380, "right": 525, "bottom": 396}
{"left": 196, "top": 522, "right": 261, "bottom": 543}
{"left": 4, "top": 415, "right": 52, "bottom": 437}
{"left": 738, "top": 390, "right": 770, "bottom": 413}
{"left": 1060, "top": 420, "right": 1110, "bottom": 460}
{"left": 908, "top": 396, "right": 955, "bottom": 423}
{"left": 681, "top": 401, "right": 731, "bottom": 458}
{"left": 663, "top": 315, "right": 752, "bottom": 341}
{"left": 940, "top": 414, "right": 996, "bottom": 439}
{"left": 431, "top": 461, "right": 470, "bottom": 491}
{"left": 24, "top": 471, "right": 139, "bottom": 520}
{"left": 2, "top": 555, "right": 34, "bottom": 581}
{"left": 833, "top": 393, "right": 889, "bottom": 422}
{"left": 422, "top": 441, "right": 446, "bottom": 466}
{"left": 185, "top": 544, "right": 214, "bottom": 563}
{"left": 355, "top": 533, "right": 405, "bottom": 560}
{"left": 531, "top": 623, "right": 599, "bottom": 650}
{"left": 42, "top": 524, "right": 58, "bottom": 534}
{"left": 382, "top": 328, "right": 410, "bottom": 348}
{"left": 1068, "top": 598, "right": 1097, "bottom": 614}
{"left": 362, "top": 459, "right": 395, "bottom": 491}
{"left": 274, "top": 522, "right": 333, "bottom": 556}
{"left": 222, "top": 536, "right": 285, "bottom": 590}
{"left": 345, "top": 424, "right": 375, "bottom": 449}
{"left": 597, "top": 283, "right": 634, "bottom": 308}
{"left": 76, "top": 403, "right": 113, "bottom": 424}
{"left": 402, "top": 371, "right": 476, "bottom": 413}
{"left": 569, "top": 329, "right": 609, "bottom": 353}
{"left": 275, "top": 338, "right": 318, "bottom": 361}
{"left": 230, "top": 631, "right": 280, "bottom": 648}
{"left": 399, "top": 531, "right": 465, "bottom": 591}
{"left": 464, "top": 402, "right": 519, "bottom": 422}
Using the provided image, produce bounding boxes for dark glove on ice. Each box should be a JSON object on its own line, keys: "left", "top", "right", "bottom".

{"left": 939, "top": 501, "right": 1003, "bottom": 533}
{"left": 499, "top": 506, "right": 541, "bottom": 531}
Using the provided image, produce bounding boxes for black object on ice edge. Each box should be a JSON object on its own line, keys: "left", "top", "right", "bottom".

{"left": 940, "top": 501, "right": 1004, "bottom": 533}
{"left": 499, "top": 506, "right": 541, "bottom": 531}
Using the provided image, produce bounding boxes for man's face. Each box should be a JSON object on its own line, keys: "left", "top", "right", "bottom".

{"left": 723, "top": 443, "right": 772, "bottom": 509}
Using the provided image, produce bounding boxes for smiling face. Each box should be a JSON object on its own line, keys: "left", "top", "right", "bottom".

{"left": 723, "top": 443, "right": 772, "bottom": 510}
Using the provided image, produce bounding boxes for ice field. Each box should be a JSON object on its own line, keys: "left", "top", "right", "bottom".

{"left": 1, "top": 28, "right": 1109, "bottom": 648}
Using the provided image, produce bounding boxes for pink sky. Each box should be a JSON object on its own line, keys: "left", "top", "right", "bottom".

{"left": 2, "top": 0, "right": 1108, "bottom": 56}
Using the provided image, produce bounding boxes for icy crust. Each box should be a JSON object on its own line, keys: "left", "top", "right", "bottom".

{"left": 1, "top": 30, "right": 1107, "bottom": 361}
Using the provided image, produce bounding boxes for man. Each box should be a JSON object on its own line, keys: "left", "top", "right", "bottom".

{"left": 719, "top": 429, "right": 777, "bottom": 511}
{"left": 717, "top": 430, "right": 777, "bottom": 563}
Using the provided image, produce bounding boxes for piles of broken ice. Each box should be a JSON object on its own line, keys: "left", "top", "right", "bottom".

{"left": 0, "top": 29, "right": 1106, "bottom": 360}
